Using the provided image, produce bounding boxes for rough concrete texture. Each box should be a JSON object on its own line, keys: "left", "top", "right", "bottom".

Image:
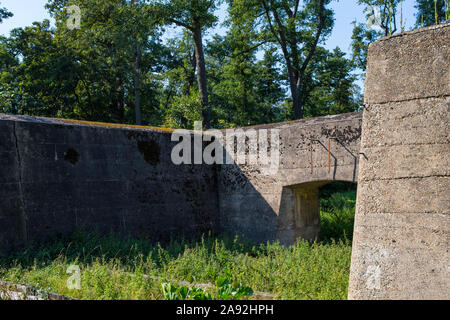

{"left": 348, "top": 23, "right": 450, "bottom": 300}
{"left": 0, "top": 115, "right": 219, "bottom": 252}
{"left": 0, "top": 111, "right": 362, "bottom": 251}
{"left": 218, "top": 112, "right": 362, "bottom": 244}
{"left": 364, "top": 24, "right": 450, "bottom": 104}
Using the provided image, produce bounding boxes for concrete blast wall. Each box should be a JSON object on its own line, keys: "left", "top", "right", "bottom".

{"left": 0, "top": 116, "right": 219, "bottom": 252}
{"left": 0, "top": 22, "right": 447, "bottom": 300}
{"left": 349, "top": 23, "right": 450, "bottom": 300}
{"left": 0, "top": 112, "right": 363, "bottom": 251}
{"left": 218, "top": 113, "right": 362, "bottom": 245}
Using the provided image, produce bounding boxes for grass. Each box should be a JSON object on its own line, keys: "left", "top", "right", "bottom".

{"left": 0, "top": 189, "right": 356, "bottom": 300}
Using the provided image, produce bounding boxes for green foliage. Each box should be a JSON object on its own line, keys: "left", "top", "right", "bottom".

{"left": 350, "top": 21, "right": 381, "bottom": 72}
{"left": 0, "top": 224, "right": 353, "bottom": 300}
{"left": 0, "top": 1, "right": 12, "bottom": 23}
{"left": 415, "top": 0, "right": 449, "bottom": 27}
{"left": 161, "top": 277, "right": 253, "bottom": 300}
{"left": 150, "top": 0, "right": 221, "bottom": 29}
{"left": 215, "top": 276, "right": 254, "bottom": 300}
{"left": 161, "top": 282, "right": 213, "bottom": 300}
{"left": 0, "top": 0, "right": 363, "bottom": 127}
{"left": 358, "top": 0, "right": 401, "bottom": 36}
{"left": 0, "top": 0, "right": 166, "bottom": 125}
{"left": 320, "top": 191, "right": 356, "bottom": 242}
{"left": 205, "top": 4, "right": 287, "bottom": 127}
{"left": 304, "top": 47, "right": 361, "bottom": 117}
{"left": 319, "top": 183, "right": 357, "bottom": 243}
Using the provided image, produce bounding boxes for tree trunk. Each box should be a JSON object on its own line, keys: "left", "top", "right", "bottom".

{"left": 134, "top": 41, "right": 142, "bottom": 125}
{"left": 286, "top": 68, "right": 304, "bottom": 120}
{"left": 193, "top": 25, "right": 211, "bottom": 129}
{"left": 131, "top": 0, "right": 142, "bottom": 125}
{"left": 117, "top": 79, "right": 125, "bottom": 122}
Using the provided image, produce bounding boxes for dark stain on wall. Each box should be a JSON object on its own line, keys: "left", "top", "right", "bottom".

{"left": 137, "top": 140, "right": 160, "bottom": 166}
{"left": 64, "top": 148, "right": 79, "bottom": 165}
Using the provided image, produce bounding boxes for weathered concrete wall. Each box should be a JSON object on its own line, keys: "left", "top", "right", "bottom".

{"left": 0, "top": 111, "right": 362, "bottom": 251}
{"left": 0, "top": 115, "right": 219, "bottom": 252}
{"left": 218, "top": 112, "right": 362, "bottom": 244}
{"left": 349, "top": 23, "right": 450, "bottom": 300}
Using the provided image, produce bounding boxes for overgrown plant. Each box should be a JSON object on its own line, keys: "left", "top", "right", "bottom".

{"left": 161, "top": 276, "right": 253, "bottom": 300}
{"left": 161, "top": 283, "right": 213, "bottom": 300}
{"left": 0, "top": 190, "right": 355, "bottom": 300}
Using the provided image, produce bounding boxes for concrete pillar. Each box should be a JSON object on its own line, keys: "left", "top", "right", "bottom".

{"left": 277, "top": 181, "right": 330, "bottom": 244}
{"left": 349, "top": 23, "right": 450, "bottom": 300}
{"left": 292, "top": 185, "right": 321, "bottom": 241}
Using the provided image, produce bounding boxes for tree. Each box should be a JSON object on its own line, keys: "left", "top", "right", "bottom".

{"left": 235, "top": 0, "right": 334, "bottom": 120}
{"left": 358, "top": 0, "right": 401, "bottom": 37}
{"left": 132, "top": 0, "right": 142, "bottom": 125}
{"left": 0, "top": 21, "right": 80, "bottom": 116}
{"left": 350, "top": 21, "right": 380, "bottom": 71}
{"left": 161, "top": 33, "right": 203, "bottom": 129}
{"left": 304, "top": 47, "right": 360, "bottom": 117}
{"left": 0, "top": 2, "right": 12, "bottom": 23}
{"left": 150, "top": 0, "right": 222, "bottom": 129}
{"left": 206, "top": 0, "right": 285, "bottom": 127}
{"left": 44, "top": 0, "right": 165, "bottom": 124}
{"left": 351, "top": 0, "right": 402, "bottom": 72}
{"left": 415, "top": 0, "right": 449, "bottom": 27}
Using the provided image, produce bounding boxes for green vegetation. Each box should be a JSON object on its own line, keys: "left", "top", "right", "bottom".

{"left": 320, "top": 183, "right": 357, "bottom": 243}
{"left": 0, "top": 233, "right": 352, "bottom": 300}
{"left": 0, "top": 0, "right": 362, "bottom": 129}
{"left": 415, "top": 0, "right": 450, "bottom": 27}
{"left": 0, "top": 1, "right": 12, "bottom": 23}
{"left": 161, "top": 277, "right": 254, "bottom": 300}
{"left": 0, "top": 190, "right": 355, "bottom": 301}
{"left": 0, "top": 1, "right": 442, "bottom": 127}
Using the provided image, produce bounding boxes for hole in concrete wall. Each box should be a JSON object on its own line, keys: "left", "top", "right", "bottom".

{"left": 64, "top": 148, "right": 79, "bottom": 165}
{"left": 137, "top": 140, "right": 160, "bottom": 166}
{"left": 280, "top": 181, "right": 356, "bottom": 244}
{"left": 318, "top": 182, "right": 357, "bottom": 243}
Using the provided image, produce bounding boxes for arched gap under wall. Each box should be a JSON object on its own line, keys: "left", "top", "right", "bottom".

{"left": 278, "top": 181, "right": 357, "bottom": 245}
{"left": 318, "top": 181, "right": 357, "bottom": 243}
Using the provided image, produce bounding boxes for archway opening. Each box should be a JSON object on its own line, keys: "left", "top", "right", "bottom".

{"left": 278, "top": 180, "right": 357, "bottom": 245}
{"left": 318, "top": 182, "right": 357, "bottom": 243}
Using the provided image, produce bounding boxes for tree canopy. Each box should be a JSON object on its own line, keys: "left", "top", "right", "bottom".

{"left": 0, "top": 2, "right": 12, "bottom": 24}
{"left": 0, "top": 0, "right": 437, "bottom": 129}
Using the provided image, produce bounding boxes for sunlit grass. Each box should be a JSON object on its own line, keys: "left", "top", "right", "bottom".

{"left": 0, "top": 191, "right": 355, "bottom": 300}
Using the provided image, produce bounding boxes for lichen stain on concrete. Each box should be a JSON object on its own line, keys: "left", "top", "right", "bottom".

{"left": 320, "top": 125, "right": 362, "bottom": 144}
{"left": 137, "top": 140, "right": 160, "bottom": 166}
{"left": 64, "top": 148, "right": 79, "bottom": 165}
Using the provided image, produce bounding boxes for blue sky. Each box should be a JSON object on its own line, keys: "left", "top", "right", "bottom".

{"left": 0, "top": 0, "right": 418, "bottom": 57}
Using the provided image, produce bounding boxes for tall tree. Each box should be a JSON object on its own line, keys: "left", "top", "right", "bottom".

{"left": 304, "top": 47, "right": 360, "bottom": 117}
{"left": 206, "top": 0, "right": 285, "bottom": 127}
{"left": 151, "top": 0, "right": 221, "bottom": 129}
{"left": 161, "top": 33, "right": 202, "bottom": 129}
{"left": 45, "top": 0, "right": 164, "bottom": 124}
{"left": 351, "top": 0, "right": 402, "bottom": 72}
{"left": 237, "top": 0, "right": 334, "bottom": 120}
{"left": 358, "top": 0, "right": 401, "bottom": 37}
{"left": 350, "top": 21, "right": 380, "bottom": 72}
{"left": 0, "top": 21, "right": 80, "bottom": 116}
{"left": 132, "top": 0, "right": 142, "bottom": 125}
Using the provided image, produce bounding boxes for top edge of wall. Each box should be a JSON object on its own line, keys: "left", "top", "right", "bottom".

{"left": 375, "top": 22, "right": 450, "bottom": 43}
{"left": 0, "top": 113, "right": 175, "bottom": 134}
{"left": 0, "top": 111, "right": 363, "bottom": 134}
{"left": 221, "top": 111, "right": 363, "bottom": 132}
{"left": 364, "top": 23, "right": 450, "bottom": 105}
